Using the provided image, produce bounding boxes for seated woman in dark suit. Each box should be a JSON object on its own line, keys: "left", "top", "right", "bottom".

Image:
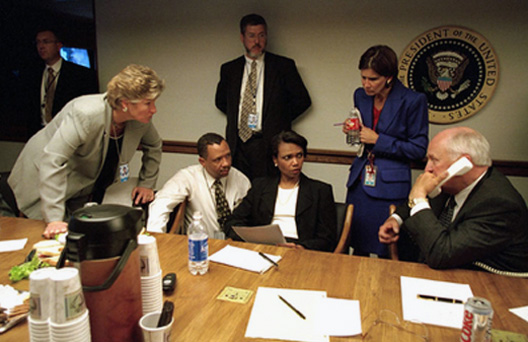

{"left": 224, "top": 131, "right": 336, "bottom": 252}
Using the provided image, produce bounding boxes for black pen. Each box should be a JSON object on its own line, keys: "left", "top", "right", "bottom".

{"left": 278, "top": 295, "right": 306, "bottom": 320}
{"left": 417, "top": 294, "right": 464, "bottom": 304}
{"left": 258, "top": 252, "right": 279, "bottom": 268}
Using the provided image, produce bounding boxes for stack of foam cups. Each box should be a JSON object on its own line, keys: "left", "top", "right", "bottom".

{"left": 28, "top": 268, "right": 57, "bottom": 342}
{"left": 138, "top": 235, "right": 163, "bottom": 315}
{"left": 49, "top": 267, "right": 91, "bottom": 342}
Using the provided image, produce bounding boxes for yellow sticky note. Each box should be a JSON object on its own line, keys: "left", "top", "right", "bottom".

{"left": 217, "top": 286, "right": 254, "bottom": 304}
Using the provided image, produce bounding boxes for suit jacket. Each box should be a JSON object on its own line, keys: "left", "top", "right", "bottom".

{"left": 215, "top": 52, "right": 311, "bottom": 156}
{"left": 8, "top": 94, "right": 162, "bottom": 223}
{"left": 224, "top": 174, "right": 336, "bottom": 252}
{"left": 25, "top": 59, "right": 99, "bottom": 137}
{"left": 395, "top": 167, "right": 528, "bottom": 272}
{"left": 346, "top": 79, "right": 429, "bottom": 200}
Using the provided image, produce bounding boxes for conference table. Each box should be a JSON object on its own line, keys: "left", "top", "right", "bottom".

{"left": 1, "top": 217, "right": 527, "bottom": 341}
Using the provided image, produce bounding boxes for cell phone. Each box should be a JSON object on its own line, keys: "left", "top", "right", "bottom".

{"left": 429, "top": 157, "right": 473, "bottom": 198}
{"left": 162, "top": 272, "right": 177, "bottom": 293}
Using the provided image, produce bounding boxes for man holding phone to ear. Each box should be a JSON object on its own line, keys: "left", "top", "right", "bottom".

{"left": 379, "top": 127, "right": 528, "bottom": 273}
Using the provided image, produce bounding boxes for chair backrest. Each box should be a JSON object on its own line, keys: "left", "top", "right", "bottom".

{"left": 0, "top": 172, "right": 19, "bottom": 217}
{"left": 333, "top": 203, "right": 354, "bottom": 254}
{"left": 388, "top": 204, "right": 398, "bottom": 260}
{"left": 167, "top": 199, "right": 187, "bottom": 234}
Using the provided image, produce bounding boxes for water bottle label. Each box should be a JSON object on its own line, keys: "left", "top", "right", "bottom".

{"left": 346, "top": 117, "right": 360, "bottom": 130}
{"left": 189, "top": 238, "right": 208, "bottom": 262}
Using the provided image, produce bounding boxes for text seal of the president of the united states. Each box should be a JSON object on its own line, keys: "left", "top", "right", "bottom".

{"left": 398, "top": 26, "right": 499, "bottom": 124}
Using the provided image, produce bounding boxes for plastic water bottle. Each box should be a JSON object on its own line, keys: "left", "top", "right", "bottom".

{"left": 346, "top": 108, "right": 361, "bottom": 146}
{"left": 188, "top": 211, "right": 209, "bottom": 275}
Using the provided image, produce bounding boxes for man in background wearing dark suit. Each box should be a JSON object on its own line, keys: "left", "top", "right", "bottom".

{"left": 379, "top": 127, "right": 528, "bottom": 273}
{"left": 215, "top": 14, "right": 311, "bottom": 180}
{"left": 26, "top": 28, "right": 98, "bottom": 137}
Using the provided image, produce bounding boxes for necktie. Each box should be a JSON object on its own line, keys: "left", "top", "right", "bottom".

{"left": 438, "top": 195, "right": 456, "bottom": 227}
{"left": 45, "top": 67, "right": 57, "bottom": 123}
{"left": 239, "top": 60, "right": 257, "bottom": 142}
{"left": 214, "top": 180, "right": 231, "bottom": 229}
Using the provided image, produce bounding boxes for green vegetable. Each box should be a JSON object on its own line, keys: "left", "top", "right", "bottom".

{"left": 8, "top": 256, "right": 50, "bottom": 282}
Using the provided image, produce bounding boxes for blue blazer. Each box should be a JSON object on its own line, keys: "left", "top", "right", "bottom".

{"left": 346, "top": 80, "right": 429, "bottom": 200}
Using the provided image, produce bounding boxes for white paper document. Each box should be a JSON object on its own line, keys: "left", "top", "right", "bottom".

{"left": 245, "top": 287, "right": 362, "bottom": 342}
{"left": 209, "top": 245, "right": 281, "bottom": 273}
{"left": 315, "top": 297, "right": 362, "bottom": 337}
{"left": 0, "top": 238, "right": 28, "bottom": 253}
{"left": 400, "top": 276, "right": 473, "bottom": 329}
{"left": 232, "top": 224, "right": 286, "bottom": 245}
{"left": 509, "top": 306, "right": 528, "bottom": 323}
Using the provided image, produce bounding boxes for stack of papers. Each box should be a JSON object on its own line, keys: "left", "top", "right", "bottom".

{"left": 245, "top": 287, "right": 361, "bottom": 342}
{"left": 209, "top": 245, "right": 282, "bottom": 274}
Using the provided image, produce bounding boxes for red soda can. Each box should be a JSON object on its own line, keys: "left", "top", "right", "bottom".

{"left": 460, "top": 297, "right": 493, "bottom": 342}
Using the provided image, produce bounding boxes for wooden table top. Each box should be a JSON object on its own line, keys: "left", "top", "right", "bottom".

{"left": 1, "top": 217, "right": 527, "bottom": 341}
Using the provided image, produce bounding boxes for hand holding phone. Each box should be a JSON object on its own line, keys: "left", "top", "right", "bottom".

{"left": 429, "top": 157, "right": 473, "bottom": 198}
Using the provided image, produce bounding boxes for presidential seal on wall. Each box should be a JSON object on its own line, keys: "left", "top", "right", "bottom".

{"left": 398, "top": 26, "right": 499, "bottom": 124}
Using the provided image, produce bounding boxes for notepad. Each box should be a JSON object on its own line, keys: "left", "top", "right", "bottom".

{"left": 209, "top": 245, "right": 281, "bottom": 273}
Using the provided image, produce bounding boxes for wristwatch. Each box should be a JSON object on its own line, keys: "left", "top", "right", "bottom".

{"left": 408, "top": 197, "right": 428, "bottom": 208}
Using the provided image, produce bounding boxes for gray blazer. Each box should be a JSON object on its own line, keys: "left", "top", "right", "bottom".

{"left": 9, "top": 93, "right": 162, "bottom": 222}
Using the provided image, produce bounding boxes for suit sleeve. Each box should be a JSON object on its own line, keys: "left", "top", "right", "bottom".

{"left": 215, "top": 63, "right": 229, "bottom": 114}
{"left": 39, "top": 104, "right": 98, "bottom": 222}
{"left": 298, "top": 183, "right": 337, "bottom": 251}
{"left": 137, "top": 123, "right": 162, "bottom": 189}
{"left": 223, "top": 179, "right": 263, "bottom": 240}
{"left": 283, "top": 59, "right": 311, "bottom": 121}
{"left": 371, "top": 92, "right": 428, "bottom": 161}
{"left": 403, "top": 195, "right": 524, "bottom": 269}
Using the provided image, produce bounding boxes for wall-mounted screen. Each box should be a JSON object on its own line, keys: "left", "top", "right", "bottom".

{"left": 60, "top": 47, "right": 91, "bottom": 68}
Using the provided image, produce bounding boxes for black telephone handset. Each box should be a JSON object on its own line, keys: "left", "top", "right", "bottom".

{"left": 429, "top": 157, "right": 473, "bottom": 198}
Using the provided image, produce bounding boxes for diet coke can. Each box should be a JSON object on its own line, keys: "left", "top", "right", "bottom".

{"left": 460, "top": 297, "right": 493, "bottom": 342}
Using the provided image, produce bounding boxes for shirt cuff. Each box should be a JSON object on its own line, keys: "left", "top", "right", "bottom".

{"left": 410, "top": 201, "right": 431, "bottom": 216}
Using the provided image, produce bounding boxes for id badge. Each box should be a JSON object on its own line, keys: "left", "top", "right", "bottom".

{"left": 364, "top": 165, "right": 377, "bottom": 187}
{"left": 248, "top": 113, "right": 257, "bottom": 130}
{"left": 119, "top": 163, "right": 129, "bottom": 182}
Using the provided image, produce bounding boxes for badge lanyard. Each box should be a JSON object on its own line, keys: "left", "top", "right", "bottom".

{"left": 112, "top": 123, "right": 129, "bottom": 182}
{"left": 246, "top": 61, "right": 263, "bottom": 130}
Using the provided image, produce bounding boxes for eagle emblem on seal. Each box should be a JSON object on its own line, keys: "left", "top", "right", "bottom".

{"left": 422, "top": 51, "right": 470, "bottom": 100}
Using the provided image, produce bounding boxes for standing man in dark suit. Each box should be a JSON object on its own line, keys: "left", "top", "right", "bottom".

{"left": 26, "top": 28, "right": 98, "bottom": 137}
{"left": 379, "top": 127, "right": 528, "bottom": 273}
{"left": 215, "top": 14, "right": 311, "bottom": 180}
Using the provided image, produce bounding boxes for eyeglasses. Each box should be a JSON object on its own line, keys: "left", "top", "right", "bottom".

{"left": 361, "top": 309, "right": 429, "bottom": 342}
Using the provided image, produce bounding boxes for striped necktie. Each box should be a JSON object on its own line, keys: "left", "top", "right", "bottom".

{"left": 214, "top": 180, "right": 231, "bottom": 229}
{"left": 239, "top": 60, "right": 257, "bottom": 142}
{"left": 438, "top": 195, "right": 456, "bottom": 227}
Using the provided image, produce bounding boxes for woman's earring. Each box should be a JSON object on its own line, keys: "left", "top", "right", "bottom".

{"left": 274, "top": 163, "right": 278, "bottom": 167}
{"left": 123, "top": 107, "right": 128, "bottom": 112}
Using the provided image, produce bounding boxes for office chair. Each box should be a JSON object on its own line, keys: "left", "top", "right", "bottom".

{"left": 167, "top": 199, "right": 187, "bottom": 234}
{"left": 333, "top": 203, "right": 354, "bottom": 254}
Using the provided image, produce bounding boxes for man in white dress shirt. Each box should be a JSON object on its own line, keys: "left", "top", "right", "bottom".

{"left": 147, "top": 133, "right": 251, "bottom": 236}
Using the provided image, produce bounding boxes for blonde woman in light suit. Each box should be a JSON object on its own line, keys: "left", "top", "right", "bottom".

{"left": 9, "top": 64, "right": 164, "bottom": 238}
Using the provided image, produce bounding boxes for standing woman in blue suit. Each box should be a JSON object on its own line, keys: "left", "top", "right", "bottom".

{"left": 344, "top": 45, "right": 429, "bottom": 257}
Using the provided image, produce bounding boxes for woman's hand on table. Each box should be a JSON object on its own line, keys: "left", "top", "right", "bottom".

{"left": 43, "top": 221, "right": 68, "bottom": 239}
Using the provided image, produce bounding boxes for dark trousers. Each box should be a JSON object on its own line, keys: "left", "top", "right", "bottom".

{"left": 233, "top": 135, "right": 277, "bottom": 181}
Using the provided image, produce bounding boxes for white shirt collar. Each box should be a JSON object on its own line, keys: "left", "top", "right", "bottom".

{"left": 47, "top": 58, "right": 63, "bottom": 73}
{"left": 202, "top": 167, "right": 227, "bottom": 189}
{"left": 453, "top": 169, "right": 487, "bottom": 216}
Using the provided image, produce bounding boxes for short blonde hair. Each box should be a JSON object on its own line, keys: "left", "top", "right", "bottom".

{"left": 106, "top": 64, "right": 165, "bottom": 109}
